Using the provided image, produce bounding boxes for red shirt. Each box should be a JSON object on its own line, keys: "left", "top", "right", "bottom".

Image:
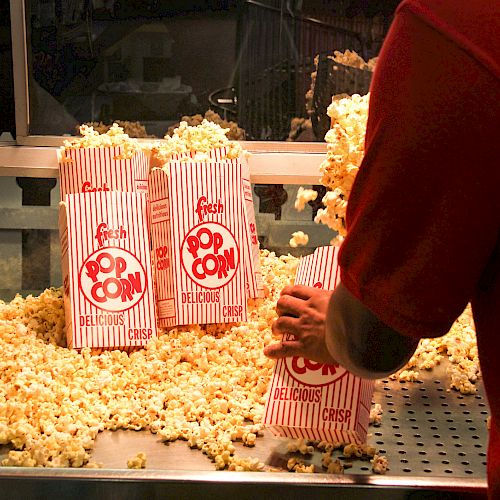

{"left": 339, "top": 0, "right": 500, "bottom": 496}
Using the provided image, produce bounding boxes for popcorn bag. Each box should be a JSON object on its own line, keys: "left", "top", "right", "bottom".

{"left": 57, "top": 146, "right": 149, "bottom": 198}
{"left": 264, "top": 246, "right": 374, "bottom": 443}
{"left": 59, "top": 191, "right": 157, "bottom": 349}
{"left": 149, "top": 160, "right": 248, "bottom": 327}
{"left": 160, "top": 146, "right": 264, "bottom": 299}
{"left": 239, "top": 155, "right": 264, "bottom": 298}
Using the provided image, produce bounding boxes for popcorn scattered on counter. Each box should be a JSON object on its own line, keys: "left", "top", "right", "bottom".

{"left": 286, "top": 439, "right": 315, "bottom": 455}
{"left": 396, "top": 370, "right": 420, "bottom": 383}
{"left": 317, "top": 440, "right": 342, "bottom": 453}
{"left": 0, "top": 249, "right": 484, "bottom": 474}
{"left": 294, "top": 463, "right": 316, "bottom": 473}
{"left": 227, "top": 456, "right": 265, "bottom": 472}
{"left": 289, "top": 230, "right": 309, "bottom": 248}
{"left": 287, "top": 457, "right": 315, "bottom": 473}
{"left": 371, "top": 454, "right": 389, "bottom": 475}
{"left": 289, "top": 439, "right": 377, "bottom": 475}
{"left": 0, "top": 250, "right": 298, "bottom": 470}
{"left": 326, "top": 458, "right": 344, "bottom": 474}
{"left": 84, "top": 461, "right": 103, "bottom": 469}
{"left": 393, "top": 306, "right": 479, "bottom": 393}
{"left": 294, "top": 187, "right": 318, "bottom": 211}
{"left": 369, "top": 403, "right": 383, "bottom": 426}
{"left": 343, "top": 443, "right": 363, "bottom": 459}
{"left": 127, "top": 452, "right": 146, "bottom": 469}
{"left": 361, "top": 444, "right": 377, "bottom": 458}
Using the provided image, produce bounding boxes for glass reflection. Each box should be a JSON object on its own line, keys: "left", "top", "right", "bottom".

{"left": 27, "top": 0, "right": 396, "bottom": 140}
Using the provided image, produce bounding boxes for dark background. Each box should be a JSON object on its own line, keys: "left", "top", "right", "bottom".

{"left": 0, "top": 0, "right": 402, "bottom": 140}
{"left": 0, "top": 1, "right": 15, "bottom": 137}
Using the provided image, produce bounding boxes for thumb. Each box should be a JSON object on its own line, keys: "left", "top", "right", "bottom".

{"left": 264, "top": 340, "right": 304, "bottom": 359}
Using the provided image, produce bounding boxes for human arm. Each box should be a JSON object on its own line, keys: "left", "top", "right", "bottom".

{"left": 264, "top": 283, "right": 419, "bottom": 379}
{"left": 265, "top": 2, "right": 499, "bottom": 377}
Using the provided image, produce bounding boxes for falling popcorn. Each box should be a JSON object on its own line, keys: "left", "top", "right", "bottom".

{"left": 289, "top": 231, "right": 309, "bottom": 248}
{"left": 315, "top": 93, "right": 370, "bottom": 245}
{"left": 294, "top": 187, "right": 318, "bottom": 211}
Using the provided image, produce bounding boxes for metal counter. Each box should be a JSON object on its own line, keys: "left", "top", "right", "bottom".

{"left": 0, "top": 361, "right": 489, "bottom": 499}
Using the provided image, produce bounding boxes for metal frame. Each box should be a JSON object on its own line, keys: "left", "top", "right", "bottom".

{"left": 10, "top": 0, "right": 29, "bottom": 140}
{"left": 0, "top": 144, "right": 327, "bottom": 184}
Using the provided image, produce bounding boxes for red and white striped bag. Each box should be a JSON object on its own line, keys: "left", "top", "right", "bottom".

{"left": 149, "top": 160, "right": 248, "bottom": 327}
{"left": 58, "top": 146, "right": 149, "bottom": 198}
{"left": 58, "top": 145, "right": 156, "bottom": 349}
{"left": 151, "top": 147, "right": 263, "bottom": 299}
{"left": 59, "top": 191, "right": 157, "bottom": 349}
{"left": 263, "top": 246, "right": 374, "bottom": 444}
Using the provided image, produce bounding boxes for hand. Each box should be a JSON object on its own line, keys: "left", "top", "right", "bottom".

{"left": 264, "top": 284, "right": 337, "bottom": 365}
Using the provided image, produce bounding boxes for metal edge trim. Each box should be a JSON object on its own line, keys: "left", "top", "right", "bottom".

{"left": 10, "top": 0, "right": 29, "bottom": 139}
{"left": 0, "top": 469, "right": 487, "bottom": 492}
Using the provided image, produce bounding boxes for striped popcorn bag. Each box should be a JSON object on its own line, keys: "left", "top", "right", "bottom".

{"left": 58, "top": 146, "right": 149, "bottom": 198}
{"left": 263, "top": 246, "right": 374, "bottom": 444}
{"left": 149, "top": 159, "right": 248, "bottom": 327}
{"left": 152, "top": 146, "right": 263, "bottom": 299}
{"left": 210, "top": 147, "right": 263, "bottom": 298}
{"left": 59, "top": 191, "right": 157, "bottom": 349}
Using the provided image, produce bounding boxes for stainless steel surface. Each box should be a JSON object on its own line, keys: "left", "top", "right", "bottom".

{"left": 0, "top": 146, "right": 325, "bottom": 184}
{"left": 0, "top": 360, "right": 488, "bottom": 495}
{"left": 371, "top": 365, "right": 488, "bottom": 479}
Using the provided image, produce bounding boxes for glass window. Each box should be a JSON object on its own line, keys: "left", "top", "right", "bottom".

{"left": 24, "top": 0, "right": 397, "bottom": 141}
{"left": 0, "top": 177, "right": 332, "bottom": 301}
{"left": 0, "top": 176, "right": 61, "bottom": 301}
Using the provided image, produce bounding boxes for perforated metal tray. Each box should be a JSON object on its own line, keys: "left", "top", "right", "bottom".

{"left": 369, "top": 365, "right": 488, "bottom": 478}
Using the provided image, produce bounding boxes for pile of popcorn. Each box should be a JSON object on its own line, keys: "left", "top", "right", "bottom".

{"left": 151, "top": 119, "right": 244, "bottom": 167}
{"left": 60, "top": 123, "right": 143, "bottom": 161}
{"left": 391, "top": 306, "right": 480, "bottom": 394}
{"left": 0, "top": 248, "right": 484, "bottom": 472}
{"left": 166, "top": 110, "right": 245, "bottom": 141}
{"left": 0, "top": 251, "right": 297, "bottom": 470}
{"left": 78, "top": 121, "right": 153, "bottom": 139}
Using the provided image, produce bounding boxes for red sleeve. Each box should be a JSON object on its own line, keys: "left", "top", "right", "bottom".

{"left": 338, "top": 5, "right": 500, "bottom": 339}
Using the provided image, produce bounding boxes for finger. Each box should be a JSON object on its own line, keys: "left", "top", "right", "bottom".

{"left": 288, "top": 284, "right": 318, "bottom": 300}
{"left": 280, "top": 285, "right": 295, "bottom": 297}
{"left": 264, "top": 340, "right": 305, "bottom": 359}
{"left": 276, "top": 295, "right": 307, "bottom": 317}
{"left": 272, "top": 316, "right": 300, "bottom": 336}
